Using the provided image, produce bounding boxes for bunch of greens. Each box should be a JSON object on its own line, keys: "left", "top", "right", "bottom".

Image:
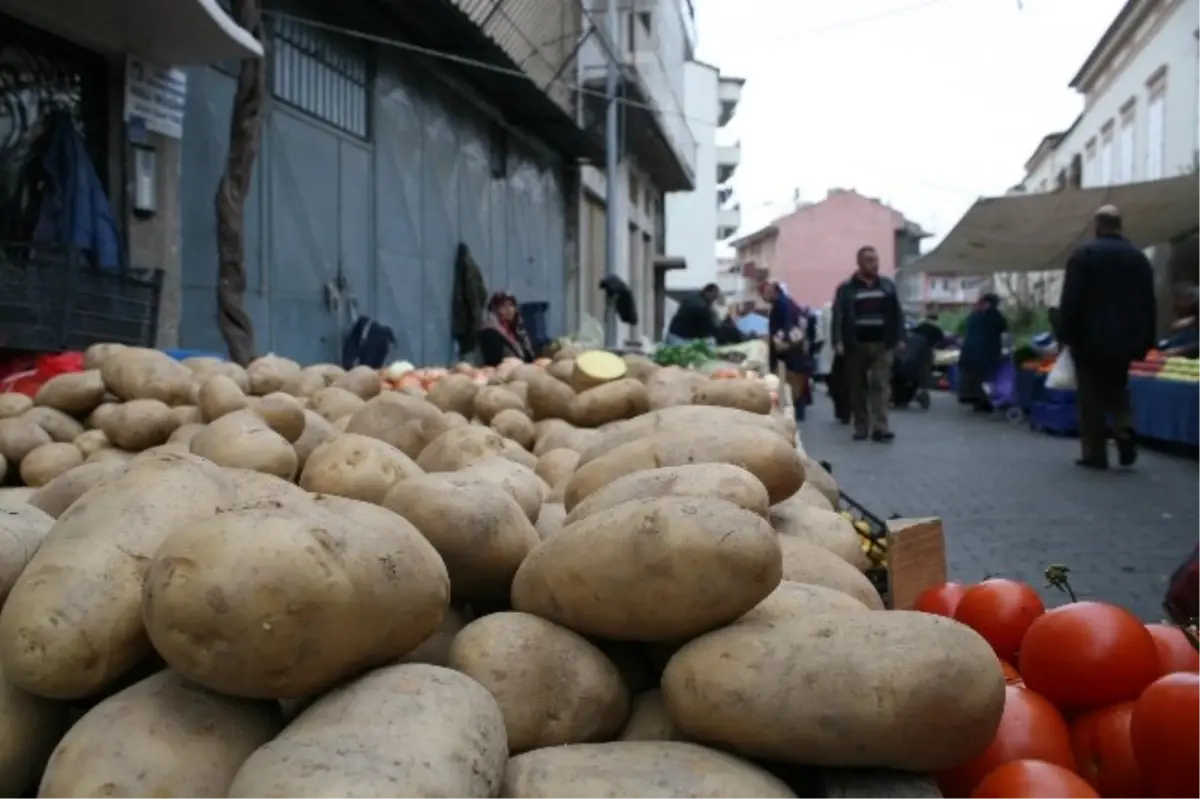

{"left": 653, "top": 340, "right": 714, "bottom": 368}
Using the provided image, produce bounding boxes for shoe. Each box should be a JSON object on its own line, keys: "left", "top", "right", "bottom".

{"left": 1116, "top": 437, "right": 1137, "bottom": 467}
{"left": 852, "top": 432, "right": 868, "bottom": 441}
{"left": 1075, "top": 458, "right": 1109, "bottom": 471}
{"left": 872, "top": 431, "right": 895, "bottom": 442}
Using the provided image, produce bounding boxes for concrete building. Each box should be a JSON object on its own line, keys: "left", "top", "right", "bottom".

{"left": 730, "top": 189, "right": 929, "bottom": 310}
{"left": 663, "top": 61, "right": 743, "bottom": 298}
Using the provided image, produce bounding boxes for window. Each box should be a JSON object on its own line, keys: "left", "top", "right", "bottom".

{"left": 1119, "top": 102, "right": 1136, "bottom": 182}
{"left": 269, "top": 15, "right": 371, "bottom": 139}
{"left": 1084, "top": 138, "right": 1098, "bottom": 187}
{"left": 1146, "top": 70, "right": 1167, "bottom": 179}
{"left": 1099, "top": 122, "right": 1114, "bottom": 185}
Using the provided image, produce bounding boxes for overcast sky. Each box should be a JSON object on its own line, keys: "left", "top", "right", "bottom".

{"left": 695, "top": 0, "right": 1128, "bottom": 253}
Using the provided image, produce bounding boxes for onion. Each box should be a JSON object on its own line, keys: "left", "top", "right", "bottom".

{"left": 383, "top": 360, "right": 415, "bottom": 381}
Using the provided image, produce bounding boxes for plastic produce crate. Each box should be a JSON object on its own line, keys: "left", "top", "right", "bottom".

{"left": 1030, "top": 400, "right": 1079, "bottom": 436}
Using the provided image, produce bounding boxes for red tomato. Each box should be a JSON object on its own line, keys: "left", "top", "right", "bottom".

{"left": 937, "top": 685, "right": 1076, "bottom": 798}
{"left": 913, "top": 582, "right": 968, "bottom": 617}
{"left": 971, "top": 760, "right": 1100, "bottom": 798}
{"left": 1070, "top": 702, "right": 1147, "bottom": 797}
{"left": 1019, "top": 602, "right": 1160, "bottom": 712}
{"left": 1145, "top": 623, "right": 1200, "bottom": 675}
{"left": 953, "top": 579, "right": 1045, "bottom": 662}
{"left": 1129, "top": 672, "right": 1199, "bottom": 799}
{"left": 999, "top": 660, "right": 1023, "bottom": 685}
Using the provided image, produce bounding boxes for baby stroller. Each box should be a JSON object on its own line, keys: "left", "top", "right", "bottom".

{"left": 982, "top": 358, "right": 1024, "bottom": 422}
{"left": 891, "top": 329, "right": 936, "bottom": 410}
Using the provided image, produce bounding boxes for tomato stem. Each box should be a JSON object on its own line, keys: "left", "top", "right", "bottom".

{"left": 1044, "top": 564, "right": 1077, "bottom": 602}
{"left": 1183, "top": 620, "right": 1200, "bottom": 652}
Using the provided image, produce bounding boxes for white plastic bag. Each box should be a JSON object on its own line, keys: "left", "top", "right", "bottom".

{"left": 1046, "top": 347, "right": 1076, "bottom": 390}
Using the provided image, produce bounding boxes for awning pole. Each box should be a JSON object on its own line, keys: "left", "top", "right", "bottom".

{"left": 603, "top": 0, "right": 621, "bottom": 349}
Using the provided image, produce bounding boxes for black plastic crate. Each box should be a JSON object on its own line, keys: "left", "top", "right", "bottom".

{"left": 0, "top": 242, "right": 162, "bottom": 352}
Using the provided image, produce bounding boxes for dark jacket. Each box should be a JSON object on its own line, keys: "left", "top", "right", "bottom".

{"left": 599, "top": 275, "right": 638, "bottom": 326}
{"left": 768, "top": 293, "right": 814, "bottom": 375}
{"left": 1058, "top": 234, "right": 1156, "bottom": 371}
{"left": 452, "top": 243, "right": 489, "bottom": 356}
{"left": 668, "top": 293, "right": 718, "bottom": 340}
{"left": 342, "top": 315, "right": 396, "bottom": 369}
{"left": 714, "top": 317, "right": 746, "bottom": 345}
{"left": 478, "top": 313, "right": 535, "bottom": 366}
{"left": 830, "top": 274, "right": 905, "bottom": 349}
{"left": 959, "top": 302, "right": 1007, "bottom": 376}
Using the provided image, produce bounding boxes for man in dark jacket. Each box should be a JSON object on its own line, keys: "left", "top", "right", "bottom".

{"left": 831, "top": 246, "right": 906, "bottom": 441}
{"left": 1058, "top": 205, "right": 1156, "bottom": 470}
{"left": 666, "top": 283, "right": 720, "bottom": 345}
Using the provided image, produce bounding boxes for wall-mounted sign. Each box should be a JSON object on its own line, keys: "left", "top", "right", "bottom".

{"left": 124, "top": 56, "right": 188, "bottom": 140}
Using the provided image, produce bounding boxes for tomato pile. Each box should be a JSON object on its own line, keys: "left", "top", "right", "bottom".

{"left": 913, "top": 578, "right": 1199, "bottom": 799}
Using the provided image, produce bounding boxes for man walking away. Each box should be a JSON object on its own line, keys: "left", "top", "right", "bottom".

{"left": 831, "top": 246, "right": 906, "bottom": 441}
{"left": 666, "top": 283, "right": 721, "bottom": 346}
{"left": 1058, "top": 205, "right": 1156, "bottom": 470}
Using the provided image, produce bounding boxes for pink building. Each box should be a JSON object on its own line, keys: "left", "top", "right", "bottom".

{"left": 730, "top": 188, "right": 931, "bottom": 309}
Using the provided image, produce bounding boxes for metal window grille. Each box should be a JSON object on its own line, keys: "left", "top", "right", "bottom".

{"left": 269, "top": 14, "right": 370, "bottom": 139}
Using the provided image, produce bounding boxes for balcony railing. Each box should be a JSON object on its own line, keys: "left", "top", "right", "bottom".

{"left": 716, "top": 141, "right": 741, "bottom": 183}
{"left": 717, "top": 206, "right": 741, "bottom": 240}
{"left": 717, "top": 76, "right": 743, "bottom": 127}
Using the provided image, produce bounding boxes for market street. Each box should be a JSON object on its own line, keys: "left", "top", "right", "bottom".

{"left": 801, "top": 390, "right": 1199, "bottom": 621}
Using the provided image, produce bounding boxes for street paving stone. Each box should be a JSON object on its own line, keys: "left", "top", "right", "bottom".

{"left": 798, "top": 389, "right": 1199, "bottom": 621}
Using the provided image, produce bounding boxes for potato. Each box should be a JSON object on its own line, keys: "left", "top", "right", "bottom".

{"left": 546, "top": 358, "right": 574, "bottom": 383}
{"left": 19, "top": 443, "right": 83, "bottom": 487}
{"left": 85, "top": 447, "right": 134, "bottom": 466}
{"left": 384, "top": 474, "right": 538, "bottom": 603}
{"left": 143, "top": 499, "right": 449, "bottom": 698}
{"left": 473, "top": 385, "right": 524, "bottom": 424}
{"left": 0, "top": 393, "right": 33, "bottom": 419}
{"left": 505, "top": 379, "right": 530, "bottom": 406}
{"left": 692, "top": 378, "right": 773, "bottom": 414}
{"left": 564, "top": 463, "right": 770, "bottom": 526}
{"left": 167, "top": 422, "right": 204, "bottom": 447}
{"left": 0, "top": 416, "right": 52, "bottom": 463}
{"left": 169, "top": 404, "right": 203, "bottom": 427}
{"left": 189, "top": 409, "right": 298, "bottom": 481}
{"left": 254, "top": 392, "right": 305, "bottom": 442}
{"left": 622, "top": 353, "right": 660, "bottom": 382}
{"left": 197, "top": 373, "right": 249, "bottom": 422}
{"left": 0, "top": 662, "right": 69, "bottom": 797}
{"left": 532, "top": 424, "right": 602, "bottom": 457}
{"left": 291, "top": 410, "right": 338, "bottom": 468}
{"left": 34, "top": 369, "right": 106, "bottom": 416}
{"left": 331, "top": 364, "right": 382, "bottom": 399}
{"left": 246, "top": 354, "right": 302, "bottom": 396}
{"left": 69, "top": 430, "right": 106, "bottom": 458}
{"left": 646, "top": 367, "right": 706, "bottom": 409}
{"left": 571, "top": 350, "right": 626, "bottom": 392}
{"left": 27, "top": 461, "right": 125, "bottom": 519}
{"left": 512, "top": 497, "right": 782, "bottom": 641}
{"left": 452, "top": 455, "right": 546, "bottom": 522}
{"left": 282, "top": 365, "right": 328, "bottom": 397}
{"left": 661, "top": 611, "right": 1006, "bottom": 771}
{"left": 82, "top": 342, "right": 125, "bottom": 370}
{"left": 569, "top": 377, "right": 650, "bottom": 428}
{"left": 0, "top": 486, "right": 33, "bottom": 503}
{"left": 566, "top": 427, "right": 804, "bottom": 511}
{"left": 0, "top": 451, "right": 229, "bottom": 699}
{"left": 425, "top": 373, "right": 481, "bottom": 418}
{"left": 620, "top": 690, "right": 683, "bottom": 742}
{"left": 791, "top": 480, "right": 835, "bottom": 511}
{"left": 778, "top": 535, "right": 883, "bottom": 609}
{"left": 180, "top": 358, "right": 250, "bottom": 392}
{"left": 99, "top": 347, "right": 194, "bottom": 404}
{"left": 343, "top": 392, "right": 444, "bottom": 453}
{"left": 491, "top": 407, "right": 536, "bottom": 449}
{"left": 547, "top": 477, "right": 568, "bottom": 503}
{"left": 308, "top": 385, "right": 365, "bottom": 422}
{"left": 534, "top": 502, "right": 566, "bottom": 540}
{"left": 0, "top": 502, "right": 54, "bottom": 603}
{"left": 772, "top": 501, "right": 868, "bottom": 569}
{"left": 801, "top": 456, "right": 839, "bottom": 505}
{"left": 534, "top": 447, "right": 579, "bottom": 487}
{"left": 502, "top": 741, "right": 795, "bottom": 798}
{"left": 415, "top": 424, "right": 506, "bottom": 472}
{"left": 577, "top": 405, "right": 792, "bottom": 466}
{"left": 38, "top": 670, "right": 281, "bottom": 797}
{"left": 448, "top": 612, "right": 629, "bottom": 753}
{"left": 526, "top": 371, "right": 575, "bottom": 421}
{"left": 228, "top": 664, "right": 508, "bottom": 798}
{"left": 740, "top": 580, "right": 868, "bottom": 626}
{"left": 299, "top": 433, "right": 422, "bottom": 505}
{"left": 86, "top": 401, "right": 118, "bottom": 430}
{"left": 21, "top": 406, "right": 83, "bottom": 443}
{"left": 398, "top": 607, "right": 467, "bottom": 667}
{"left": 97, "top": 398, "right": 179, "bottom": 452}
{"left": 222, "top": 469, "right": 310, "bottom": 510}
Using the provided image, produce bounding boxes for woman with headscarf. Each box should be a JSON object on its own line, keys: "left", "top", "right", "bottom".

{"left": 761, "top": 280, "right": 815, "bottom": 422}
{"left": 957, "top": 292, "right": 1008, "bottom": 412}
{"left": 478, "top": 291, "right": 535, "bottom": 366}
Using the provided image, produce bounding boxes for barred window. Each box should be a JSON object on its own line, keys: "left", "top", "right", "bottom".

{"left": 269, "top": 15, "right": 370, "bottom": 139}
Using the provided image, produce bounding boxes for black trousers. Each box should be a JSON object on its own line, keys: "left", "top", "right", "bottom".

{"left": 1075, "top": 363, "right": 1134, "bottom": 464}
{"left": 828, "top": 355, "right": 850, "bottom": 422}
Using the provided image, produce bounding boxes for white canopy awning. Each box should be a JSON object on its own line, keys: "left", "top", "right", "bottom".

{"left": 2, "top": 0, "right": 263, "bottom": 65}
{"left": 911, "top": 174, "right": 1200, "bottom": 276}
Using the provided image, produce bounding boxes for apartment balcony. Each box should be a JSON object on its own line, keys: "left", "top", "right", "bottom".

{"left": 716, "top": 75, "right": 744, "bottom": 127}
{"left": 717, "top": 205, "right": 741, "bottom": 240}
{"left": 717, "top": 185, "right": 733, "bottom": 206}
{"left": 716, "top": 142, "right": 741, "bottom": 184}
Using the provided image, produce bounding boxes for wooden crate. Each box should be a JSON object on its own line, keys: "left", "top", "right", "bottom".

{"left": 884, "top": 517, "right": 948, "bottom": 611}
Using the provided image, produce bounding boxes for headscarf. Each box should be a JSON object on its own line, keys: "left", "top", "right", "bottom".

{"left": 483, "top": 291, "right": 531, "bottom": 356}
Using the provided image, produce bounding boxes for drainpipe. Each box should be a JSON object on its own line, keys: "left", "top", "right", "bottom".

{"left": 603, "top": 0, "right": 621, "bottom": 348}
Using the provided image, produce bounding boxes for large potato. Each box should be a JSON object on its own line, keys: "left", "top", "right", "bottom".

{"left": 0, "top": 452, "right": 229, "bottom": 699}
{"left": 532, "top": 423, "right": 602, "bottom": 456}
{"left": 568, "top": 378, "right": 650, "bottom": 428}
{"left": 791, "top": 480, "right": 836, "bottom": 511}
{"left": 692, "top": 379, "right": 773, "bottom": 414}
{"left": 180, "top": 357, "right": 250, "bottom": 392}
{"left": 38, "top": 670, "right": 281, "bottom": 797}
{"left": 577, "top": 405, "right": 792, "bottom": 466}
{"left": 0, "top": 393, "right": 33, "bottom": 419}
{"left": 661, "top": 611, "right": 1006, "bottom": 771}
{"left": 474, "top": 385, "right": 525, "bottom": 424}
{"left": 0, "top": 417, "right": 52, "bottom": 463}
{"left": 246, "top": 354, "right": 302, "bottom": 396}
{"left": 425, "top": 373, "right": 480, "bottom": 418}
{"left": 564, "top": 463, "right": 769, "bottom": 526}
{"left": 646, "top": 367, "right": 707, "bottom": 410}
{"left": 502, "top": 741, "right": 796, "bottom": 798}
{"left": 291, "top": 410, "right": 339, "bottom": 469}
{"left": 27, "top": 461, "right": 125, "bottom": 519}
{"left": 771, "top": 500, "right": 868, "bottom": 569}
{"left": 415, "top": 424, "right": 507, "bottom": 472}
{"left": 197, "top": 373, "right": 249, "bottom": 422}
{"left": 309, "top": 385, "right": 365, "bottom": 422}
{"left": 491, "top": 407, "right": 536, "bottom": 449}
{"left": 72, "top": 429, "right": 110, "bottom": 458}
{"left": 534, "top": 447, "right": 579, "bottom": 486}
{"left": 740, "top": 580, "right": 869, "bottom": 623}
{"left": 298, "top": 433, "right": 422, "bottom": 505}
{"left": 228, "top": 664, "right": 508, "bottom": 798}
{"left": 801, "top": 456, "right": 839, "bottom": 505}
{"left": 0, "top": 503, "right": 54, "bottom": 603}
{"left": 619, "top": 690, "right": 683, "bottom": 742}
{"left": 97, "top": 398, "right": 178, "bottom": 451}
{"left": 253, "top": 393, "right": 305, "bottom": 442}
{"left": 398, "top": 607, "right": 467, "bottom": 667}
{"left": 99, "top": 347, "right": 193, "bottom": 404}
{"left": 526, "top": 372, "right": 575, "bottom": 421}
{"left": 170, "top": 405, "right": 203, "bottom": 426}
{"left": 189, "top": 410, "right": 298, "bottom": 481}
{"left": 33, "top": 369, "right": 105, "bottom": 415}
{"left": 18, "top": 443, "right": 82, "bottom": 487}
{"left": 565, "top": 427, "right": 804, "bottom": 511}
{"left": 447, "top": 612, "right": 629, "bottom": 753}
{"left": 778, "top": 536, "right": 883, "bottom": 609}
{"left": 22, "top": 406, "right": 84, "bottom": 443}
{"left": 331, "top": 365, "right": 382, "bottom": 399}
{"left": 452, "top": 455, "right": 547, "bottom": 523}
{"left": 512, "top": 497, "right": 782, "bottom": 641}
{"left": 343, "top": 393, "right": 445, "bottom": 456}
{"left": 384, "top": 474, "right": 538, "bottom": 603}
{"left": 534, "top": 502, "right": 566, "bottom": 540}
{"left": 143, "top": 499, "right": 449, "bottom": 699}
{"left": 82, "top": 342, "right": 125, "bottom": 370}
{"left": 623, "top": 353, "right": 660, "bottom": 382}
{"left": 0, "top": 663, "right": 69, "bottom": 797}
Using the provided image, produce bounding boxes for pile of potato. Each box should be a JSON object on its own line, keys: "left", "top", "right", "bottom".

{"left": 0, "top": 343, "right": 1006, "bottom": 798}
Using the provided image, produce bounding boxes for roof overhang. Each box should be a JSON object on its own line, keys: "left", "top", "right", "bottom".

{"left": 729, "top": 224, "right": 779, "bottom": 250}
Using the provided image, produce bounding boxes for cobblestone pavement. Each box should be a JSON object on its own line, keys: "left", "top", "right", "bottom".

{"left": 799, "top": 389, "right": 1199, "bottom": 620}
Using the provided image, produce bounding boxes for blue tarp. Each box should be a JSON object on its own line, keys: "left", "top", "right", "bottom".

{"left": 1130, "top": 376, "right": 1199, "bottom": 447}
{"left": 736, "top": 313, "right": 769, "bottom": 337}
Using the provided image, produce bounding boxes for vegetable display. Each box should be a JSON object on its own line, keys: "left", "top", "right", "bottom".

{"left": 0, "top": 342, "right": 1193, "bottom": 798}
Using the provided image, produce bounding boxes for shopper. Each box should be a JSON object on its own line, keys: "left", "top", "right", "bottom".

{"left": 957, "top": 293, "right": 1008, "bottom": 412}
{"left": 478, "top": 291, "right": 535, "bottom": 366}
{"left": 665, "top": 283, "right": 721, "bottom": 346}
{"left": 761, "top": 280, "right": 814, "bottom": 422}
{"left": 830, "top": 246, "right": 906, "bottom": 441}
{"left": 1057, "top": 204, "right": 1156, "bottom": 470}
